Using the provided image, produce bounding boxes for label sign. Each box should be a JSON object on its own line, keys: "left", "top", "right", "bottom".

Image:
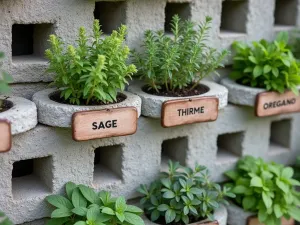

{"left": 0, "top": 120, "right": 12, "bottom": 152}
{"left": 72, "top": 107, "right": 138, "bottom": 141}
{"left": 189, "top": 221, "right": 218, "bottom": 225}
{"left": 255, "top": 91, "right": 300, "bottom": 117}
{"left": 247, "top": 216, "right": 294, "bottom": 225}
{"left": 161, "top": 97, "right": 219, "bottom": 128}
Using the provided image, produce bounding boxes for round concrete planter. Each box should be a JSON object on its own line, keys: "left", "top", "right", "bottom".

{"left": 128, "top": 80, "right": 228, "bottom": 118}
{"left": 220, "top": 77, "right": 267, "bottom": 107}
{"left": 143, "top": 204, "right": 227, "bottom": 225}
{"left": 32, "top": 88, "right": 142, "bottom": 128}
{"left": 0, "top": 96, "right": 37, "bottom": 135}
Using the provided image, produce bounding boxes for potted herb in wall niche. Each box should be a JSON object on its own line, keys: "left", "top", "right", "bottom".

{"left": 0, "top": 52, "right": 37, "bottom": 152}
{"left": 225, "top": 156, "right": 300, "bottom": 225}
{"left": 46, "top": 182, "right": 145, "bottom": 225}
{"left": 128, "top": 15, "right": 229, "bottom": 128}
{"left": 32, "top": 20, "right": 141, "bottom": 141}
{"left": 138, "top": 161, "right": 235, "bottom": 225}
{"left": 221, "top": 32, "right": 300, "bottom": 117}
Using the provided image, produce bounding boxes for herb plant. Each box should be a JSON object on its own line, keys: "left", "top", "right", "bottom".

{"left": 0, "top": 211, "right": 13, "bottom": 225}
{"left": 0, "top": 52, "right": 12, "bottom": 95}
{"left": 225, "top": 156, "right": 300, "bottom": 225}
{"left": 292, "top": 155, "right": 300, "bottom": 182}
{"left": 45, "top": 20, "right": 137, "bottom": 105}
{"left": 46, "top": 182, "right": 144, "bottom": 225}
{"left": 138, "top": 161, "right": 235, "bottom": 225}
{"left": 230, "top": 32, "right": 300, "bottom": 95}
{"left": 132, "top": 15, "right": 228, "bottom": 95}
{"left": 289, "top": 29, "right": 300, "bottom": 59}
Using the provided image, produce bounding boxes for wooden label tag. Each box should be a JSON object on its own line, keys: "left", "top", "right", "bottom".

{"left": 190, "top": 220, "right": 219, "bottom": 225}
{"left": 161, "top": 97, "right": 219, "bottom": 128}
{"left": 72, "top": 107, "right": 138, "bottom": 141}
{"left": 0, "top": 119, "right": 12, "bottom": 153}
{"left": 255, "top": 91, "right": 300, "bottom": 117}
{"left": 247, "top": 216, "right": 294, "bottom": 225}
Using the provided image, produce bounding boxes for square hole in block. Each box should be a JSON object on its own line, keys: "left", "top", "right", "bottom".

{"left": 94, "top": 1, "right": 126, "bottom": 34}
{"left": 161, "top": 137, "right": 188, "bottom": 170}
{"left": 217, "top": 131, "right": 244, "bottom": 162}
{"left": 93, "top": 145, "right": 123, "bottom": 185}
{"left": 274, "top": 0, "right": 297, "bottom": 27}
{"left": 220, "top": 0, "right": 248, "bottom": 35}
{"left": 269, "top": 119, "right": 291, "bottom": 153}
{"left": 12, "top": 23, "right": 54, "bottom": 62}
{"left": 165, "top": 3, "right": 191, "bottom": 32}
{"left": 12, "top": 156, "right": 53, "bottom": 199}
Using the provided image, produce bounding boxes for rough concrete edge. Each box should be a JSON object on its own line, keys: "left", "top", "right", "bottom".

{"left": 226, "top": 201, "right": 254, "bottom": 225}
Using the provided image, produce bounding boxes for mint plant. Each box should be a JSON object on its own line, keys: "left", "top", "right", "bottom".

{"left": 46, "top": 182, "right": 144, "bottom": 225}
{"left": 0, "top": 52, "right": 12, "bottom": 95}
{"left": 225, "top": 156, "right": 300, "bottom": 225}
{"left": 45, "top": 20, "right": 137, "bottom": 105}
{"left": 132, "top": 15, "right": 228, "bottom": 95}
{"left": 138, "top": 161, "right": 235, "bottom": 224}
{"left": 230, "top": 32, "right": 300, "bottom": 95}
{"left": 0, "top": 211, "right": 13, "bottom": 225}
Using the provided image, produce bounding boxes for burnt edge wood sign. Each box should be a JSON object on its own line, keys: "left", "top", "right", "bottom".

{"left": 247, "top": 216, "right": 294, "bottom": 225}
{"left": 161, "top": 96, "right": 219, "bottom": 128}
{"left": 255, "top": 90, "right": 300, "bottom": 117}
{"left": 72, "top": 107, "right": 138, "bottom": 141}
{"left": 189, "top": 220, "right": 219, "bottom": 225}
{"left": 0, "top": 119, "right": 12, "bottom": 153}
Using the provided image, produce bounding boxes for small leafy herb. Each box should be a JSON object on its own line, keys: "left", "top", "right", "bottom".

{"left": 289, "top": 29, "right": 300, "bottom": 59}
{"left": 230, "top": 32, "right": 300, "bottom": 95}
{"left": 0, "top": 52, "right": 12, "bottom": 95}
{"left": 46, "top": 182, "right": 144, "bottom": 225}
{"left": 225, "top": 156, "right": 300, "bottom": 225}
{"left": 138, "top": 160, "right": 235, "bottom": 225}
{"left": 45, "top": 20, "right": 137, "bottom": 105}
{"left": 132, "top": 15, "right": 228, "bottom": 94}
{"left": 0, "top": 211, "right": 13, "bottom": 225}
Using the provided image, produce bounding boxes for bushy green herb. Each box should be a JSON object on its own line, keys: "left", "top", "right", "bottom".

{"left": 225, "top": 156, "right": 300, "bottom": 225}
{"left": 138, "top": 161, "right": 235, "bottom": 224}
{"left": 0, "top": 52, "right": 12, "bottom": 95}
{"left": 45, "top": 20, "right": 137, "bottom": 105}
{"left": 132, "top": 15, "right": 228, "bottom": 94}
{"left": 288, "top": 30, "right": 300, "bottom": 59}
{"left": 292, "top": 156, "right": 300, "bottom": 182}
{"left": 46, "top": 182, "right": 144, "bottom": 225}
{"left": 0, "top": 211, "right": 13, "bottom": 225}
{"left": 230, "top": 32, "right": 300, "bottom": 95}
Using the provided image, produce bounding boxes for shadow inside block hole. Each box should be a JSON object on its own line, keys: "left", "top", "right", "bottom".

{"left": 165, "top": 3, "right": 191, "bottom": 33}
{"left": 161, "top": 137, "right": 188, "bottom": 171}
{"left": 269, "top": 119, "right": 291, "bottom": 153}
{"left": 93, "top": 145, "right": 123, "bottom": 185}
{"left": 12, "top": 23, "right": 54, "bottom": 62}
{"left": 217, "top": 131, "right": 244, "bottom": 163}
{"left": 94, "top": 1, "right": 126, "bottom": 34}
{"left": 220, "top": 0, "right": 248, "bottom": 34}
{"left": 12, "top": 156, "right": 52, "bottom": 199}
{"left": 274, "top": 0, "right": 297, "bottom": 26}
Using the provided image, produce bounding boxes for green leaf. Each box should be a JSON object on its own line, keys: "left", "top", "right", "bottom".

{"left": 72, "top": 188, "right": 87, "bottom": 208}
{"left": 161, "top": 178, "right": 171, "bottom": 189}
{"left": 46, "top": 218, "right": 69, "bottom": 225}
{"left": 233, "top": 185, "right": 248, "bottom": 194}
{"left": 262, "top": 191, "right": 272, "bottom": 208}
{"left": 46, "top": 195, "right": 73, "bottom": 209}
{"left": 157, "top": 204, "right": 169, "bottom": 211}
{"left": 263, "top": 65, "right": 272, "bottom": 74}
{"left": 274, "top": 204, "right": 283, "bottom": 218}
{"left": 124, "top": 212, "right": 145, "bottom": 225}
{"left": 165, "top": 209, "right": 176, "bottom": 224}
{"left": 163, "top": 190, "right": 175, "bottom": 199}
{"left": 288, "top": 206, "right": 300, "bottom": 221}
{"left": 72, "top": 207, "right": 88, "bottom": 216}
{"left": 65, "top": 182, "right": 77, "bottom": 199}
{"left": 253, "top": 65, "right": 263, "bottom": 78}
{"left": 150, "top": 210, "right": 160, "bottom": 221}
{"left": 74, "top": 221, "right": 86, "bottom": 225}
{"left": 87, "top": 207, "right": 100, "bottom": 221}
{"left": 276, "top": 178, "right": 289, "bottom": 193}
{"left": 116, "top": 197, "right": 127, "bottom": 213}
{"left": 281, "top": 167, "right": 294, "bottom": 179}
{"left": 249, "top": 56, "right": 258, "bottom": 64}
{"left": 242, "top": 196, "right": 256, "bottom": 210}
{"left": 250, "top": 177, "right": 263, "bottom": 187}
{"left": 51, "top": 208, "right": 72, "bottom": 218}
{"left": 102, "top": 207, "right": 115, "bottom": 215}
{"left": 116, "top": 212, "right": 125, "bottom": 222}
{"left": 78, "top": 185, "right": 98, "bottom": 203}
{"left": 126, "top": 205, "right": 143, "bottom": 214}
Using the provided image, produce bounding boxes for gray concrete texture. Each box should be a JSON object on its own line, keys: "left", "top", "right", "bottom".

{"left": 0, "top": 0, "right": 300, "bottom": 224}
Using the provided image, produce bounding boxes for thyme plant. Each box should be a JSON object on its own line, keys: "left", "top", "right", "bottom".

{"left": 138, "top": 161, "right": 235, "bottom": 225}
{"left": 132, "top": 15, "right": 228, "bottom": 94}
{"left": 45, "top": 20, "right": 137, "bottom": 105}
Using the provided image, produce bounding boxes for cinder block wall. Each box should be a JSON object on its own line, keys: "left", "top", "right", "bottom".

{"left": 1, "top": 0, "right": 300, "bottom": 224}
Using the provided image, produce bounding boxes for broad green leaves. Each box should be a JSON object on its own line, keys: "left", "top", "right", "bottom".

{"left": 230, "top": 32, "right": 300, "bottom": 95}
{"left": 0, "top": 53, "right": 12, "bottom": 96}
{"left": 46, "top": 182, "right": 144, "bottom": 225}
{"left": 138, "top": 160, "right": 235, "bottom": 225}
{"left": 45, "top": 20, "right": 136, "bottom": 105}
{"left": 225, "top": 156, "right": 300, "bottom": 225}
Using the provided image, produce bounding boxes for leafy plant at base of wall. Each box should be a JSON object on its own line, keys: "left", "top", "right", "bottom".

{"left": 132, "top": 15, "right": 228, "bottom": 94}
{"left": 46, "top": 182, "right": 144, "bottom": 225}
{"left": 292, "top": 155, "right": 300, "bottom": 182}
{"left": 230, "top": 32, "right": 300, "bottom": 95}
{"left": 45, "top": 20, "right": 137, "bottom": 105}
{"left": 225, "top": 156, "right": 300, "bottom": 225}
{"left": 138, "top": 160, "right": 235, "bottom": 225}
{"left": 0, "top": 211, "right": 13, "bottom": 225}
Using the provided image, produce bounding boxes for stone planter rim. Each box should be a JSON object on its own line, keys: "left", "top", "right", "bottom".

{"left": 0, "top": 95, "right": 38, "bottom": 135}
{"left": 128, "top": 80, "right": 228, "bottom": 118}
{"left": 32, "top": 88, "right": 142, "bottom": 128}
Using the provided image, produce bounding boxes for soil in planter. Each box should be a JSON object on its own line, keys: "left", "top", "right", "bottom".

{"left": 50, "top": 91, "right": 127, "bottom": 106}
{"left": 143, "top": 83, "right": 209, "bottom": 98}
{"left": 0, "top": 100, "right": 13, "bottom": 113}
{"left": 147, "top": 213, "right": 207, "bottom": 225}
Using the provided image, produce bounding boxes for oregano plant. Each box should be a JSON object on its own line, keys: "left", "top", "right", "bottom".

{"left": 45, "top": 20, "right": 137, "bottom": 105}
{"left": 230, "top": 32, "right": 300, "bottom": 95}
{"left": 132, "top": 15, "right": 228, "bottom": 96}
{"left": 225, "top": 156, "right": 300, "bottom": 225}
{"left": 46, "top": 182, "right": 144, "bottom": 225}
{"left": 138, "top": 160, "right": 235, "bottom": 225}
